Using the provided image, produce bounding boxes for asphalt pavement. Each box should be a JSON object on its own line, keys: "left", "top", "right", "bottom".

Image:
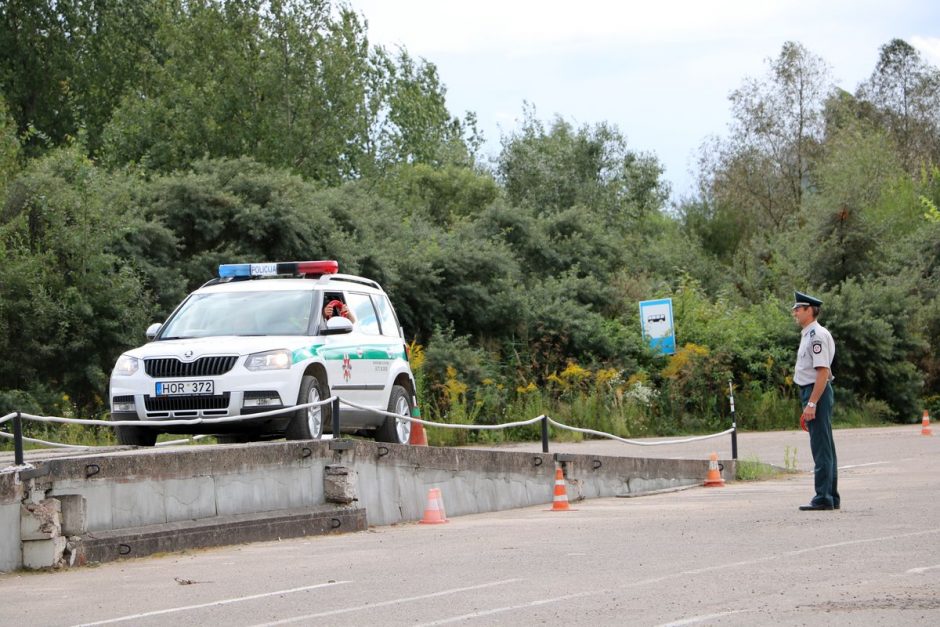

{"left": 1, "top": 425, "right": 938, "bottom": 626}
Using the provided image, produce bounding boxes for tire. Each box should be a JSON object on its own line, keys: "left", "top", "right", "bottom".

{"left": 376, "top": 384, "right": 412, "bottom": 444}
{"left": 115, "top": 424, "right": 158, "bottom": 447}
{"left": 286, "top": 374, "right": 330, "bottom": 440}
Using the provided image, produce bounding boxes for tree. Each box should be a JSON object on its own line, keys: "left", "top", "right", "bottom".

{"left": 497, "top": 105, "right": 668, "bottom": 223}
{"left": 0, "top": 0, "right": 162, "bottom": 156}
{"left": 857, "top": 39, "right": 940, "bottom": 173}
{"left": 802, "top": 119, "right": 907, "bottom": 286}
{"left": 822, "top": 280, "right": 925, "bottom": 421}
{"left": 99, "top": 1, "right": 477, "bottom": 183}
{"left": 0, "top": 0, "right": 78, "bottom": 154}
{"left": 373, "top": 162, "right": 498, "bottom": 227}
{"left": 0, "top": 148, "right": 154, "bottom": 414}
{"left": 701, "top": 42, "right": 832, "bottom": 232}
{"left": 0, "top": 94, "right": 19, "bottom": 193}
{"left": 371, "top": 48, "right": 481, "bottom": 170}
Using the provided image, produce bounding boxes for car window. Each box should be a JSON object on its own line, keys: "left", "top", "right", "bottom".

{"left": 345, "top": 292, "right": 380, "bottom": 336}
{"left": 373, "top": 294, "right": 401, "bottom": 338}
{"left": 160, "top": 290, "right": 314, "bottom": 338}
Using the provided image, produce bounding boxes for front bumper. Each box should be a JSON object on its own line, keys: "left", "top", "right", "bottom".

{"left": 110, "top": 368, "right": 303, "bottom": 435}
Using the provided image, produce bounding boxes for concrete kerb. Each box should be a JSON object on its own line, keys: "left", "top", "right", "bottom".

{"left": 0, "top": 440, "right": 728, "bottom": 571}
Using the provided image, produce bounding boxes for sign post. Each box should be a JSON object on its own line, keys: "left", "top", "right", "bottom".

{"left": 639, "top": 298, "right": 676, "bottom": 355}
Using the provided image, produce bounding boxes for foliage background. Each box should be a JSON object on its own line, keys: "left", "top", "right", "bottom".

{"left": 2, "top": 2, "right": 939, "bottom": 445}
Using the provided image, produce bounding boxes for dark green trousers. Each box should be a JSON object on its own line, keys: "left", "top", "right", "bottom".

{"left": 800, "top": 383, "right": 840, "bottom": 508}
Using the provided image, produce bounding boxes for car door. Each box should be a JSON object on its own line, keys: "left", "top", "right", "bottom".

{"left": 341, "top": 292, "right": 386, "bottom": 406}
{"left": 317, "top": 291, "right": 371, "bottom": 414}
{"left": 372, "top": 292, "right": 407, "bottom": 378}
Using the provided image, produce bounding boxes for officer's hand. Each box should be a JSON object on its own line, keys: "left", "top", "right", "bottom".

{"left": 323, "top": 305, "right": 333, "bottom": 319}
{"left": 801, "top": 405, "right": 816, "bottom": 423}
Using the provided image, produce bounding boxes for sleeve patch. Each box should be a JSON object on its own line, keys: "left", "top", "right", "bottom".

{"left": 812, "top": 341, "right": 823, "bottom": 354}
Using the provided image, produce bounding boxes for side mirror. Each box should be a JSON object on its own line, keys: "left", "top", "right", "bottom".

{"left": 322, "top": 316, "right": 353, "bottom": 335}
{"left": 145, "top": 323, "right": 163, "bottom": 340}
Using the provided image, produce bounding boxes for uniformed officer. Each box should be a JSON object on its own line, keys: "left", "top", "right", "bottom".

{"left": 792, "top": 291, "right": 840, "bottom": 511}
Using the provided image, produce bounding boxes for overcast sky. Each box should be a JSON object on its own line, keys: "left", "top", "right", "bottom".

{"left": 348, "top": 0, "right": 940, "bottom": 201}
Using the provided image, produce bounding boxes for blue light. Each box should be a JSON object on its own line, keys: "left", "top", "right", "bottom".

{"left": 218, "top": 263, "right": 252, "bottom": 278}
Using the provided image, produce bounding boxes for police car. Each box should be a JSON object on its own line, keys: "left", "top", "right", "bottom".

{"left": 109, "top": 261, "right": 417, "bottom": 446}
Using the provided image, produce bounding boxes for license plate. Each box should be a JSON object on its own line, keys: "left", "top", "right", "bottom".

{"left": 155, "top": 380, "right": 214, "bottom": 396}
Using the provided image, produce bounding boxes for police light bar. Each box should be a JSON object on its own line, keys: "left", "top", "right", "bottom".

{"left": 218, "top": 260, "right": 339, "bottom": 278}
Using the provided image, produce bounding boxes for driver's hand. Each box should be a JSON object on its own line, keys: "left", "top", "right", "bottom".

{"left": 323, "top": 305, "right": 333, "bottom": 319}
{"left": 339, "top": 304, "right": 350, "bottom": 317}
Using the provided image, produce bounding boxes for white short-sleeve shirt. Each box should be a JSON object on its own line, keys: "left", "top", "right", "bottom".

{"left": 794, "top": 321, "right": 835, "bottom": 386}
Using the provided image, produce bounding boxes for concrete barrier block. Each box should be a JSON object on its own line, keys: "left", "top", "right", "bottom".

{"left": 112, "top": 481, "right": 166, "bottom": 528}
{"left": 58, "top": 495, "right": 87, "bottom": 536}
{"left": 324, "top": 465, "right": 358, "bottom": 504}
{"left": 0, "top": 503, "right": 22, "bottom": 572}
{"left": 164, "top": 476, "right": 216, "bottom": 523}
{"left": 76, "top": 505, "right": 367, "bottom": 564}
{"left": 215, "top": 467, "right": 313, "bottom": 516}
{"left": 22, "top": 536, "right": 66, "bottom": 569}
{"left": 50, "top": 482, "right": 115, "bottom": 532}
{"left": 20, "top": 498, "right": 61, "bottom": 541}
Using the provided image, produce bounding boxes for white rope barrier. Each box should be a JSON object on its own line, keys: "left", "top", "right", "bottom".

{"left": 0, "top": 430, "right": 89, "bottom": 449}
{"left": 337, "top": 398, "right": 545, "bottom": 430}
{"left": 339, "top": 398, "right": 733, "bottom": 445}
{"left": 14, "top": 397, "right": 335, "bottom": 428}
{"left": 546, "top": 418, "right": 735, "bottom": 446}
{"left": 3, "top": 397, "right": 735, "bottom": 452}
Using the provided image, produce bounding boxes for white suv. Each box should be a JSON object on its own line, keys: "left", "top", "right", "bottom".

{"left": 109, "top": 261, "right": 417, "bottom": 446}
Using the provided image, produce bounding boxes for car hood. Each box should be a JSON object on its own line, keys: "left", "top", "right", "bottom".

{"left": 123, "top": 335, "right": 318, "bottom": 359}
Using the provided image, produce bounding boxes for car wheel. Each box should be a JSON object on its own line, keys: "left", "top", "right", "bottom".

{"left": 115, "top": 423, "right": 158, "bottom": 447}
{"left": 376, "top": 384, "right": 412, "bottom": 444}
{"left": 286, "top": 374, "right": 329, "bottom": 440}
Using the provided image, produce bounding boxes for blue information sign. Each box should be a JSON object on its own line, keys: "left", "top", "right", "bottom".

{"left": 639, "top": 298, "right": 676, "bottom": 355}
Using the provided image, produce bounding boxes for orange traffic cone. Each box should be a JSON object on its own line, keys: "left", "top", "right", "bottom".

{"left": 433, "top": 488, "right": 448, "bottom": 521}
{"left": 703, "top": 452, "right": 725, "bottom": 487}
{"left": 922, "top": 410, "right": 933, "bottom": 436}
{"left": 409, "top": 406, "right": 428, "bottom": 446}
{"left": 419, "top": 488, "right": 448, "bottom": 524}
{"left": 546, "top": 467, "right": 576, "bottom": 511}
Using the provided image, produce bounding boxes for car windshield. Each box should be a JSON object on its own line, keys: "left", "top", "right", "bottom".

{"left": 159, "top": 290, "right": 315, "bottom": 338}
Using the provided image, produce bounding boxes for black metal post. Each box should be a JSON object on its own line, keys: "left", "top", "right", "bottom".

{"left": 332, "top": 398, "right": 341, "bottom": 439}
{"left": 729, "top": 380, "right": 738, "bottom": 460}
{"left": 541, "top": 416, "right": 549, "bottom": 453}
{"left": 13, "top": 411, "right": 24, "bottom": 466}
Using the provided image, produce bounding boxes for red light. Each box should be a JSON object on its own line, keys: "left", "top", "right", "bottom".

{"left": 296, "top": 260, "right": 339, "bottom": 275}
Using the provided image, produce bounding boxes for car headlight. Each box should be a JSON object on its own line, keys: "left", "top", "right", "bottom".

{"left": 245, "top": 349, "right": 292, "bottom": 371}
{"left": 113, "top": 354, "right": 139, "bottom": 376}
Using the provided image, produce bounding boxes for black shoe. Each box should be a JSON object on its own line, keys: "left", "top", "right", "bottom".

{"left": 799, "top": 503, "right": 834, "bottom": 511}
{"left": 834, "top": 504, "right": 840, "bottom": 510}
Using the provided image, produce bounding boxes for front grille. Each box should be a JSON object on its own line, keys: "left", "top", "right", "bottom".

{"left": 144, "top": 393, "right": 231, "bottom": 412}
{"left": 144, "top": 356, "right": 238, "bottom": 378}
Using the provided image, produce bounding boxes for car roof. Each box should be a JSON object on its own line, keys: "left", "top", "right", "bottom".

{"left": 196, "top": 275, "right": 384, "bottom": 295}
